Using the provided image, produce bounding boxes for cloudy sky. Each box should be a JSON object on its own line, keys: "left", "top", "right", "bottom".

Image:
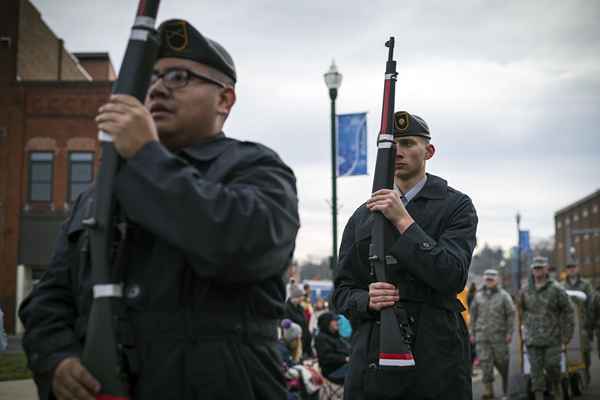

{"left": 31, "top": 0, "right": 600, "bottom": 261}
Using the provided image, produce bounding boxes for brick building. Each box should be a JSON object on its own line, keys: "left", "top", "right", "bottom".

{"left": 554, "top": 189, "right": 600, "bottom": 287}
{"left": 0, "top": 0, "right": 115, "bottom": 333}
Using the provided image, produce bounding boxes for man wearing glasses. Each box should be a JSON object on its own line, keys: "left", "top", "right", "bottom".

{"left": 20, "top": 19, "right": 299, "bottom": 400}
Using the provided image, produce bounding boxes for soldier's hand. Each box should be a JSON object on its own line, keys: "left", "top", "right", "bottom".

{"left": 469, "top": 335, "right": 475, "bottom": 344}
{"left": 96, "top": 94, "right": 159, "bottom": 159}
{"left": 366, "top": 189, "right": 414, "bottom": 233}
{"left": 53, "top": 357, "right": 101, "bottom": 400}
{"left": 506, "top": 334, "right": 512, "bottom": 344}
{"left": 368, "top": 282, "right": 399, "bottom": 311}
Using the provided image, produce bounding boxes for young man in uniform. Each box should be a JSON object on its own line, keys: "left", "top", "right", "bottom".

{"left": 521, "top": 257, "right": 575, "bottom": 400}
{"left": 563, "top": 263, "right": 594, "bottom": 383}
{"left": 470, "top": 269, "right": 515, "bottom": 399}
{"left": 332, "top": 111, "right": 478, "bottom": 400}
{"left": 20, "top": 20, "right": 299, "bottom": 400}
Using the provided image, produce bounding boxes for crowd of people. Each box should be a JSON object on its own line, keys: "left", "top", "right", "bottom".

{"left": 7, "top": 12, "right": 600, "bottom": 400}
{"left": 279, "top": 282, "right": 351, "bottom": 399}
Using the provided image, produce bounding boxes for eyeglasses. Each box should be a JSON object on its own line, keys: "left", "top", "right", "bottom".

{"left": 150, "top": 68, "right": 226, "bottom": 90}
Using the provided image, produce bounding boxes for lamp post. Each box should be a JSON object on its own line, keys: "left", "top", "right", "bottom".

{"left": 516, "top": 212, "right": 521, "bottom": 291}
{"left": 324, "top": 60, "right": 343, "bottom": 270}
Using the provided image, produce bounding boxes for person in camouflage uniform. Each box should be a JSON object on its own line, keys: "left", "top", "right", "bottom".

{"left": 591, "top": 286, "right": 600, "bottom": 361}
{"left": 563, "top": 263, "right": 594, "bottom": 383}
{"left": 470, "top": 269, "right": 515, "bottom": 400}
{"left": 521, "top": 257, "right": 575, "bottom": 400}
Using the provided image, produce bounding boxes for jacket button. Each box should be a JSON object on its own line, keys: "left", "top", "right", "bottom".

{"left": 125, "top": 284, "right": 141, "bottom": 299}
{"left": 421, "top": 242, "right": 432, "bottom": 249}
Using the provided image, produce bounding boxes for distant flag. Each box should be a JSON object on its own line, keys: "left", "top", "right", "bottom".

{"left": 336, "top": 112, "right": 367, "bottom": 177}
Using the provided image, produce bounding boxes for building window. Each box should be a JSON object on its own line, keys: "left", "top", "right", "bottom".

{"left": 574, "top": 236, "right": 580, "bottom": 243}
{"left": 68, "top": 152, "right": 94, "bottom": 202}
{"left": 582, "top": 208, "right": 588, "bottom": 218}
{"left": 593, "top": 204, "right": 598, "bottom": 214}
{"left": 565, "top": 217, "right": 570, "bottom": 225}
{"left": 584, "top": 234, "right": 590, "bottom": 241}
{"left": 573, "top": 213, "right": 579, "bottom": 222}
{"left": 28, "top": 151, "right": 54, "bottom": 202}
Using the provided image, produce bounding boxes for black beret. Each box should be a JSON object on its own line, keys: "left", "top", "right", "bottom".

{"left": 157, "top": 19, "right": 236, "bottom": 83}
{"left": 393, "top": 111, "right": 430, "bottom": 139}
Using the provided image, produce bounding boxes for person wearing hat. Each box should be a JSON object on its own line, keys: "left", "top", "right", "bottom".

{"left": 285, "top": 285, "right": 313, "bottom": 358}
{"left": 469, "top": 269, "right": 515, "bottom": 399}
{"left": 563, "top": 263, "right": 594, "bottom": 384}
{"left": 332, "top": 111, "right": 478, "bottom": 399}
{"left": 520, "top": 256, "right": 575, "bottom": 400}
{"left": 19, "top": 19, "right": 299, "bottom": 400}
{"left": 314, "top": 312, "right": 351, "bottom": 385}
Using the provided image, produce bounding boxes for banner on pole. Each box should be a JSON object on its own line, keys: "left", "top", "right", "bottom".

{"left": 337, "top": 112, "right": 367, "bottom": 177}
{"left": 519, "top": 230, "right": 530, "bottom": 254}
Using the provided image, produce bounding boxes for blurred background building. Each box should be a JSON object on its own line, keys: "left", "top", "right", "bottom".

{"left": 0, "top": 0, "right": 115, "bottom": 333}
{"left": 554, "top": 189, "right": 600, "bottom": 286}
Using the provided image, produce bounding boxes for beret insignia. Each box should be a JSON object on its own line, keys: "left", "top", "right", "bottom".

{"left": 165, "top": 20, "right": 188, "bottom": 52}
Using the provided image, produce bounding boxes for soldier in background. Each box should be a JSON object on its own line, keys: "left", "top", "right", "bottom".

{"left": 521, "top": 257, "right": 575, "bottom": 400}
{"left": 563, "top": 263, "right": 594, "bottom": 383}
{"left": 591, "top": 285, "right": 600, "bottom": 360}
{"left": 470, "top": 269, "right": 515, "bottom": 400}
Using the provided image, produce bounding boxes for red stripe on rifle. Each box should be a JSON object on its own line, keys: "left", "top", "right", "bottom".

{"left": 379, "top": 352, "right": 414, "bottom": 360}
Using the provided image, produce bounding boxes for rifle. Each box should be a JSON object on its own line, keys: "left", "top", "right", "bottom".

{"left": 81, "top": 1, "right": 161, "bottom": 398}
{"left": 369, "top": 37, "right": 416, "bottom": 369}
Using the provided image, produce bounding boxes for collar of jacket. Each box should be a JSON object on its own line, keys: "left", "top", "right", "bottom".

{"left": 483, "top": 286, "right": 499, "bottom": 296}
{"left": 410, "top": 173, "right": 448, "bottom": 201}
{"left": 178, "top": 132, "right": 232, "bottom": 162}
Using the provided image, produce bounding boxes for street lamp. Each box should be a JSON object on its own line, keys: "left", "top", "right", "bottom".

{"left": 324, "top": 60, "right": 343, "bottom": 270}
{"left": 515, "top": 212, "right": 522, "bottom": 293}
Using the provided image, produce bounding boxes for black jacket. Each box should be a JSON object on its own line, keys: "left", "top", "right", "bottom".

{"left": 19, "top": 134, "right": 299, "bottom": 400}
{"left": 332, "top": 174, "right": 477, "bottom": 400}
{"left": 314, "top": 313, "right": 350, "bottom": 378}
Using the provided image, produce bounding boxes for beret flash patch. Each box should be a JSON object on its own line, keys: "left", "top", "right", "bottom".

{"left": 164, "top": 20, "right": 188, "bottom": 52}
{"left": 395, "top": 111, "right": 410, "bottom": 132}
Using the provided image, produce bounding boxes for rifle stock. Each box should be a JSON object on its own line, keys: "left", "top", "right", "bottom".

{"left": 81, "top": 1, "right": 161, "bottom": 398}
{"left": 369, "top": 37, "right": 416, "bottom": 368}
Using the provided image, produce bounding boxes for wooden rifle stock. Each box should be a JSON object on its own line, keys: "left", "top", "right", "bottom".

{"left": 81, "top": 1, "right": 161, "bottom": 398}
{"left": 369, "top": 37, "right": 416, "bottom": 368}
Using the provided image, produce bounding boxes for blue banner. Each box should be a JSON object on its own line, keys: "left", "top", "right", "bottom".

{"left": 337, "top": 112, "right": 368, "bottom": 177}
{"left": 519, "top": 230, "right": 530, "bottom": 254}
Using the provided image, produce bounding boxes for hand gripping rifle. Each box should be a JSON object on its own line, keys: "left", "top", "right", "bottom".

{"left": 369, "top": 37, "right": 416, "bottom": 369}
{"left": 81, "top": 1, "right": 161, "bottom": 398}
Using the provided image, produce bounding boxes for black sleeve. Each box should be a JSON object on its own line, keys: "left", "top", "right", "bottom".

{"left": 332, "top": 210, "right": 375, "bottom": 324}
{"left": 388, "top": 195, "right": 478, "bottom": 295}
{"left": 114, "top": 141, "right": 299, "bottom": 284}
{"left": 19, "top": 203, "right": 84, "bottom": 399}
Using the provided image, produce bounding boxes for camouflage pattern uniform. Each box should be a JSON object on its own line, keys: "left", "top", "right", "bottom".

{"left": 521, "top": 279, "right": 575, "bottom": 393}
{"left": 592, "top": 287, "right": 600, "bottom": 360}
{"left": 563, "top": 276, "right": 594, "bottom": 377}
{"left": 470, "top": 286, "right": 515, "bottom": 389}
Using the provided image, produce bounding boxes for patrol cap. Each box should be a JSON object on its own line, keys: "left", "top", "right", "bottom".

{"left": 393, "top": 111, "right": 431, "bottom": 139}
{"left": 530, "top": 256, "right": 549, "bottom": 269}
{"left": 483, "top": 269, "right": 499, "bottom": 277}
{"left": 157, "top": 19, "right": 236, "bottom": 83}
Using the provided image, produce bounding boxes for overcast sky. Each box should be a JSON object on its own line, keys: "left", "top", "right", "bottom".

{"left": 31, "top": 0, "right": 600, "bottom": 261}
